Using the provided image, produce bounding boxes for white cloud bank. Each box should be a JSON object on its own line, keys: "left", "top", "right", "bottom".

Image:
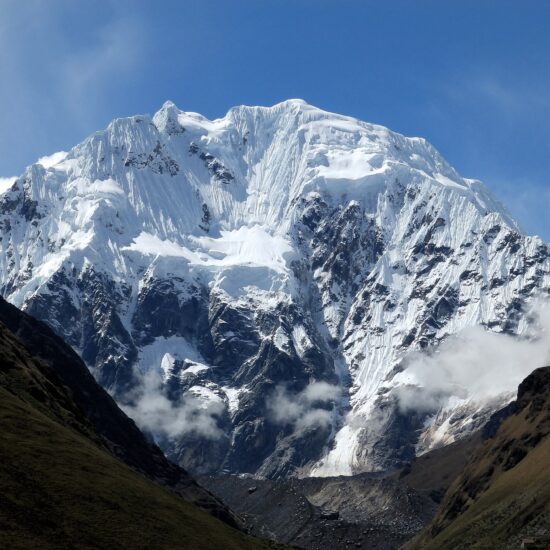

{"left": 394, "top": 303, "right": 550, "bottom": 412}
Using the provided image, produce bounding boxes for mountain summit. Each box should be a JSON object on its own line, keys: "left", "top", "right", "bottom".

{"left": 0, "top": 100, "right": 548, "bottom": 477}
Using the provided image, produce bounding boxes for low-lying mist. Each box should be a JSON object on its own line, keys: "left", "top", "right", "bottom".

{"left": 121, "top": 370, "right": 225, "bottom": 440}
{"left": 119, "top": 303, "right": 550, "bottom": 448}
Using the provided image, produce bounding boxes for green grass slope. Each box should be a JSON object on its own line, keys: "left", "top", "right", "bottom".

{"left": 0, "top": 322, "right": 282, "bottom": 549}
{"left": 396, "top": 433, "right": 481, "bottom": 505}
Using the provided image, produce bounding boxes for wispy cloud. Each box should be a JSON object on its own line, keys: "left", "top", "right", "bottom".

{"left": 475, "top": 77, "right": 550, "bottom": 115}
{"left": 267, "top": 381, "right": 340, "bottom": 432}
{"left": 491, "top": 177, "right": 550, "bottom": 239}
{"left": 443, "top": 72, "right": 550, "bottom": 119}
{"left": 37, "top": 151, "right": 67, "bottom": 169}
{"left": 432, "top": 70, "right": 550, "bottom": 241}
{"left": 0, "top": 177, "right": 16, "bottom": 194}
{"left": 59, "top": 16, "right": 145, "bottom": 124}
{"left": 0, "top": 0, "right": 145, "bottom": 173}
{"left": 121, "top": 371, "right": 226, "bottom": 440}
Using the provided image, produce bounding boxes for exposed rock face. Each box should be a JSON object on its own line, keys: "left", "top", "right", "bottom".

{"left": 0, "top": 100, "right": 548, "bottom": 477}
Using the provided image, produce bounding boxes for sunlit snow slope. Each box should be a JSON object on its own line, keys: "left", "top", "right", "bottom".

{"left": 1, "top": 99, "right": 548, "bottom": 477}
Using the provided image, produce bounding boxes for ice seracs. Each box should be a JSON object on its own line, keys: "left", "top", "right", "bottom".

{"left": 0, "top": 99, "right": 548, "bottom": 477}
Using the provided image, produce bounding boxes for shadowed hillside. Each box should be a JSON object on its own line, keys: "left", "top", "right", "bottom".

{"left": 411, "top": 366, "right": 550, "bottom": 549}
{"left": 0, "top": 299, "right": 284, "bottom": 549}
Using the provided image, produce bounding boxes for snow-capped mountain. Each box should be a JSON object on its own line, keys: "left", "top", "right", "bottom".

{"left": 1, "top": 99, "right": 548, "bottom": 477}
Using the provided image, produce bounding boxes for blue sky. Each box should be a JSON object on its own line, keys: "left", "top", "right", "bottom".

{"left": 1, "top": 0, "right": 549, "bottom": 239}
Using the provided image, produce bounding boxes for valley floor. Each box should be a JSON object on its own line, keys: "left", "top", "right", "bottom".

{"left": 200, "top": 473, "right": 436, "bottom": 549}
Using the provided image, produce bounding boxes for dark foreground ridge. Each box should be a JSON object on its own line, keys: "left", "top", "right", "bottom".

{"left": 0, "top": 297, "right": 285, "bottom": 549}
{"left": 0, "top": 296, "right": 233, "bottom": 522}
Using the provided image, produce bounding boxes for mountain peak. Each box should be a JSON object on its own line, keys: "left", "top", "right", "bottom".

{"left": 1, "top": 99, "right": 548, "bottom": 479}
{"left": 161, "top": 99, "right": 178, "bottom": 109}
{"left": 152, "top": 100, "right": 185, "bottom": 135}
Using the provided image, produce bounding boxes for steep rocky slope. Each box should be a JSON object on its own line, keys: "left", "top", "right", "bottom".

{"left": 0, "top": 100, "right": 548, "bottom": 476}
{"left": 412, "top": 366, "right": 550, "bottom": 549}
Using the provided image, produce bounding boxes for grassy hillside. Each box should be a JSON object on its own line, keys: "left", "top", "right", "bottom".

{"left": 396, "top": 433, "right": 481, "bottom": 504}
{"left": 412, "top": 367, "right": 550, "bottom": 549}
{"left": 0, "top": 295, "right": 243, "bottom": 523}
{"left": 0, "top": 319, "right": 282, "bottom": 549}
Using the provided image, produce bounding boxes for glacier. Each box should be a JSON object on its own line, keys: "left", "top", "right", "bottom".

{"left": 0, "top": 99, "right": 548, "bottom": 477}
